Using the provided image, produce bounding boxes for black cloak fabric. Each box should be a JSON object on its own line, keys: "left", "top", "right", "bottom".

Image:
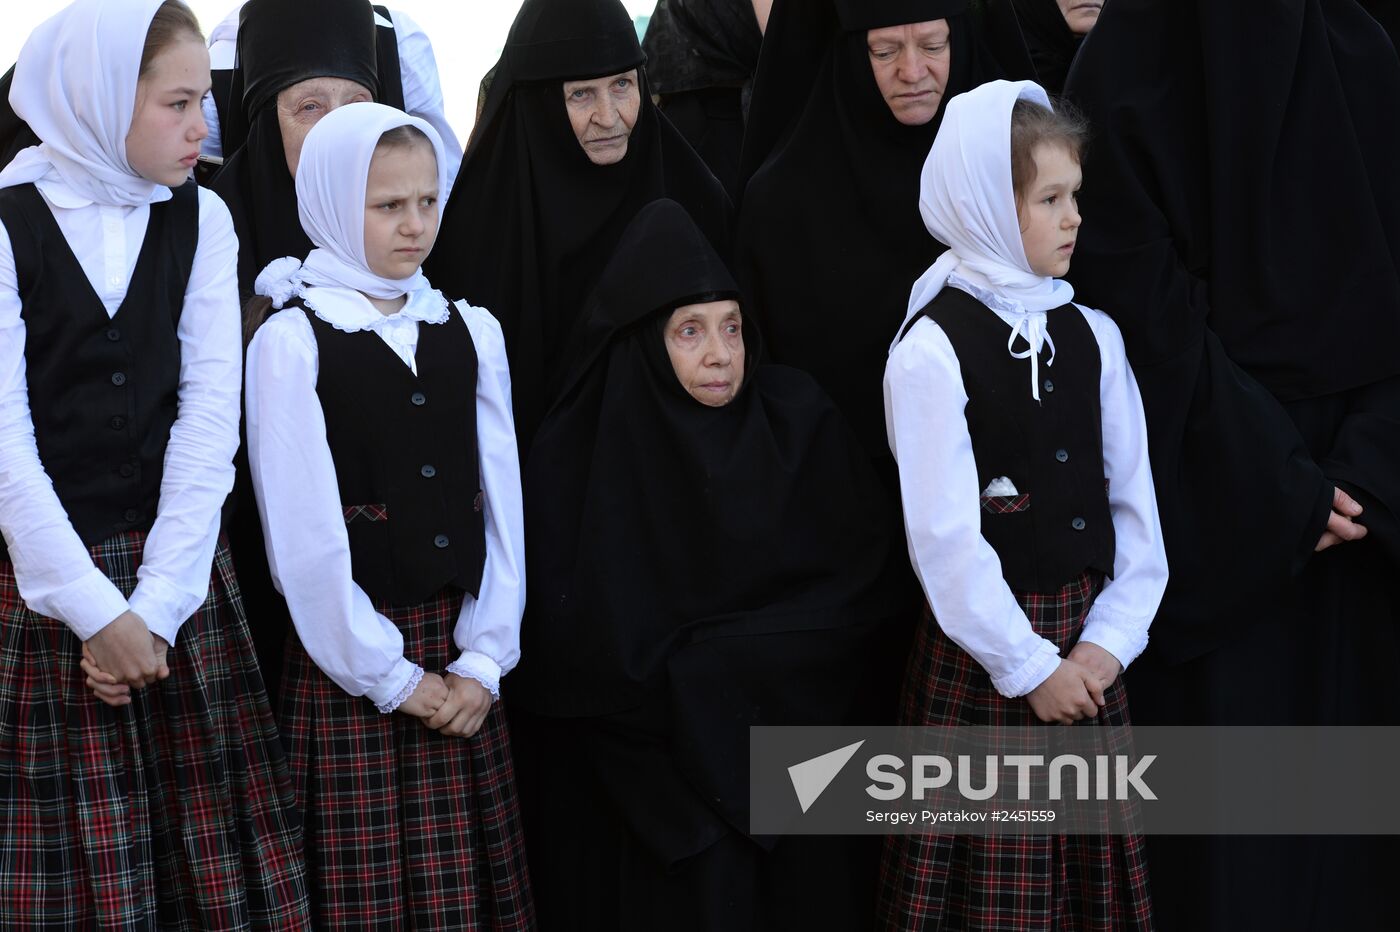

{"left": 979, "top": 0, "right": 1085, "bottom": 93}
{"left": 642, "top": 0, "right": 764, "bottom": 197}
{"left": 424, "top": 0, "right": 733, "bottom": 454}
{"left": 508, "top": 200, "right": 904, "bottom": 929}
{"left": 735, "top": 0, "right": 992, "bottom": 471}
{"left": 209, "top": 0, "right": 390, "bottom": 304}
{"left": 1065, "top": 2, "right": 1400, "bottom": 929}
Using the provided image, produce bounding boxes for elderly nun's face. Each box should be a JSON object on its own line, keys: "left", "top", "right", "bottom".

{"left": 1057, "top": 0, "right": 1103, "bottom": 35}
{"left": 563, "top": 70, "right": 642, "bottom": 166}
{"left": 867, "top": 20, "right": 952, "bottom": 127}
{"left": 277, "top": 76, "right": 374, "bottom": 176}
{"left": 664, "top": 300, "right": 745, "bottom": 407}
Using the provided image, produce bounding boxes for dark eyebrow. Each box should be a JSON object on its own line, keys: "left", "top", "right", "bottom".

{"left": 171, "top": 87, "right": 208, "bottom": 97}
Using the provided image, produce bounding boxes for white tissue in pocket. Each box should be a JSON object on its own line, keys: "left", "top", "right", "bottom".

{"left": 982, "top": 477, "right": 1019, "bottom": 497}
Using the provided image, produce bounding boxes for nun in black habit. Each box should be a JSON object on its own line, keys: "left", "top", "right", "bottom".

{"left": 976, "top": 0, "right": 1101, "bottom": 94}
{"left": 1065, "top": 1, "right": 1400, "bottom": 928}
{"left": 508, "top": 199, "right": 905, "bottom": 930}
{"left": 210, "top": 0, "right": 395, "bottom": 304}
{"left": 642, "top": 0, "right": 764, "bottom": 198}
{"left": 735, "top": 0, "right": 995, "bottom": 476}
{"left": 425, "top": 0, "right": 733, "bottom": 453}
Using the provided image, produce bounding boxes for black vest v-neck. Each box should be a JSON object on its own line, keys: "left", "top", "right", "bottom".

{"left": 304, "top": 302, "right": 486, "bottom": 606}
{"left": 0, "top": 181, "right": 198, "bottom": 555}
{"left": 915, "top": 286, "right": 1116, "bottom": 593}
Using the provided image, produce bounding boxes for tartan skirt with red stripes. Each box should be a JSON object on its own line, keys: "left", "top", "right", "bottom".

{"left": 278, "top": 585, "right": 535, "bottom": 931}
{"left": 876, "top": 571, "right": 1154, "bottom": 932}
{"left": 0, "top": 532, "right": 311, "bottom": 930}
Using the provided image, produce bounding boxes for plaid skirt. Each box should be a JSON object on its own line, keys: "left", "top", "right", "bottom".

{"left": 278, "top": 585, "right": 535, "bottom": 931}
{"left": 876, "top": 572, "right": 1153, "bottom": 932}
{"left": 0, "top": 532, "right": 311, "bottom": 930}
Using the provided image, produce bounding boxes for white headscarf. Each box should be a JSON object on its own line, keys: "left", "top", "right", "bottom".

{"left": 892, "top": 80, "right": 1076, "bottom": 401}
{"left": 0, "top": 0, "right": 173, "bottom": 206}
{"left": 256, "top": 102, "right": 449, "bottom": 309}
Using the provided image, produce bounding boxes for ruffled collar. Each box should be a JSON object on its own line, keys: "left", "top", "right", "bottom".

{"left": 300, "top": 284, "right": 451, "bottom": 335}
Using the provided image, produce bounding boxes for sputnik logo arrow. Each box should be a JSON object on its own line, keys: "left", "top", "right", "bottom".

{"left": 788, "top": 740, "right": 866, "bottom": 814}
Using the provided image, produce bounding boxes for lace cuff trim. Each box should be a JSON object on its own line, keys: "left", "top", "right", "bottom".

{"left": 374, "top": 664, "right": 425, "bottom": 714}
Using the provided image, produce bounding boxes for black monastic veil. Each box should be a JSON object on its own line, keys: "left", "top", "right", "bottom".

{"left": 209, "top": 0, "right": 387, "bottom": 304}
{"left": 425, "top": 0, "right": 733, "bottom": 454}
{"left": 735, "top": 0, "right": 992, "bottom": 470}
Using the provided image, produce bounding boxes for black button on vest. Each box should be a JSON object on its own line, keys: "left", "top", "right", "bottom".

{"left": 915, "top": 287, "right": 1116, "bottom": 593}
{"left": 305, "top": 304, "right": 486, "bottom": 605}
{"left": 0, "top": 182, "right": 198, "bottom": 557}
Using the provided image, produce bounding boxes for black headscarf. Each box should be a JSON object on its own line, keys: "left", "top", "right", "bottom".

{"left": 735, "top": 0, "right": 993, "bottom": 463}
{"left": 425, "top": 0, "right": 732, "bottom": 453}
{"left": 1065, "top": 0, "right": 1400, "bottom": 659}
{"left": 642, "top": 0, "right": 763, "bottom": 96}
{"left": 977, "top": 0, "right": 1085, "bottom": 93}
{"left": 210, "top": 0, "right": 385, "bottom": 302}
{"left": 511, "top": 201, "right": 901, "bottom": 842}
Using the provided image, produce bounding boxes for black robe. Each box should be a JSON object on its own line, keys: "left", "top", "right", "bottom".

{"left": 425, "top": 0, "right": 733, "bottom": 455}
{"left": 1065, "top": 1, "right": 1400, "bottom": 928}
{"left": 643, "top": 0, "right": 764, "bottom": 198}
{"left": 978, "top": 0, "right": 1087, "bottom": 94}
{"left": 509, "top": 199, "right": 906, "bottom": 931}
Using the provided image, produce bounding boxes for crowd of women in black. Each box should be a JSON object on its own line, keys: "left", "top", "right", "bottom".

{"left": 0, "top": 0, "right": 1397, "bottom": 929}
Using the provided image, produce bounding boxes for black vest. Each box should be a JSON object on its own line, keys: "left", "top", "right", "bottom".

{"left": 305, "top": 303, "right": 486, "bottom": 605}
{"left": 914, "top": 286, "right": 1116, "bottom": 593}
{"left": 0, "top": 182, "right": 198, "bottom": 558}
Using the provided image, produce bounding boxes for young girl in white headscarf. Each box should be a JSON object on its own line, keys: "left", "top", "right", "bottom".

{"left": 244, "top": 101, "right": 535, "bottom": 929}
{"left": 0, "top": 0, "right": 311, "bottom": 926}
{"left": 877, "top": 80, "right": 1168, "bottom": 929}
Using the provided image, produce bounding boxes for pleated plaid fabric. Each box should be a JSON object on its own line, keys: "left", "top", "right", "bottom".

{"left": 0, "top": 532, "right": 312, "bottom": 930}
{"left": 877, "top": 572, "right": 1153, "bottom": 932}
{"left": 278, "top": 585, "right": 535, "bottom": 931}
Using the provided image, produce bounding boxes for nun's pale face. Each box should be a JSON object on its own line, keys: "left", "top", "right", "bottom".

{"left": 1017, "top": 143, "right": 1083, "bottom": 278}
{"left": 126, "top": 37, "right": 210, "bottom": 187}
{"left": 1057, "top": 0, "right": 1103, "bottom": 35}
{"left": 563, "top": 70, "right": 641, "bottom": 166}
{"left": 362, "top": 140, "right": 440, "bottom": 283}
{"left": 664, "top": 300, "right": 746, "bottom": 407}
{"left": 277, "top": 77, "right": 374, "bottom": 176}
{"left": 867, "top": 20, "right": 952, "bottom": 127}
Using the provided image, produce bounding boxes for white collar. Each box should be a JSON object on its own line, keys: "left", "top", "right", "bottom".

{"left": 301, "top": 285, "right": 451, "bottom": 336}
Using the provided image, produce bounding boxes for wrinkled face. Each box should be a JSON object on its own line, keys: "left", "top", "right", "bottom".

{"left": 1057, "top": 0, "right": 1103, "bottom": 35}
{"left": 562, "top": 69, "right": 641, "bottom": 166}
{"left": 362, "top": 140, "right": 440, "bottom": 281}
{"left": 126, "top": 38, "right": 210, "bottom": 187}
{"left": 663, "top": 300, "right": 746, "bottom": 407}
{"left": 867, "top": 20, "right": 952, "bottom": 127}
{"left": 277, "top": 77, "right": 373, "bottom": 176}
{"left": 1017, "top": 143, "right": 1082, "bottom": 279}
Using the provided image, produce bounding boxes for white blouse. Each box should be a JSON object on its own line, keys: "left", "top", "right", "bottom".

{"left": 884, "top": 278, "right": 1169, "bottom": 698}
{"left": 0, "top": 178, "right": 243, "bottom": 644}
{"left": 245, "top": 287, "right": 524, "bottom": 712}
{"left": 202, "top": 6, "right": 465, "bottom": 196}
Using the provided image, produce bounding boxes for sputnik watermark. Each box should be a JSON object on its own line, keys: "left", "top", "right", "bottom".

{"left": 865, "top": 753, "right": 1157, "bottom": 801}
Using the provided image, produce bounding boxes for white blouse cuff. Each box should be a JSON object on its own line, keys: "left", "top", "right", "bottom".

{"left": 1078, "top": 605, "right": 1151, "bottom": 672}
{"left": 128, "top": 577, "right": 194, "bottom": 646}
{"left": 446, "top": 651, "right": 503, "bottom": 699}
{"left": 991, "top": 641, "right": 1063, "bottom": 698}
{"left": 46, "top": 567, "right": 130, "bottom": 641}
{"left": 369, "top": 659, "right": 424, "bottom": 714}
